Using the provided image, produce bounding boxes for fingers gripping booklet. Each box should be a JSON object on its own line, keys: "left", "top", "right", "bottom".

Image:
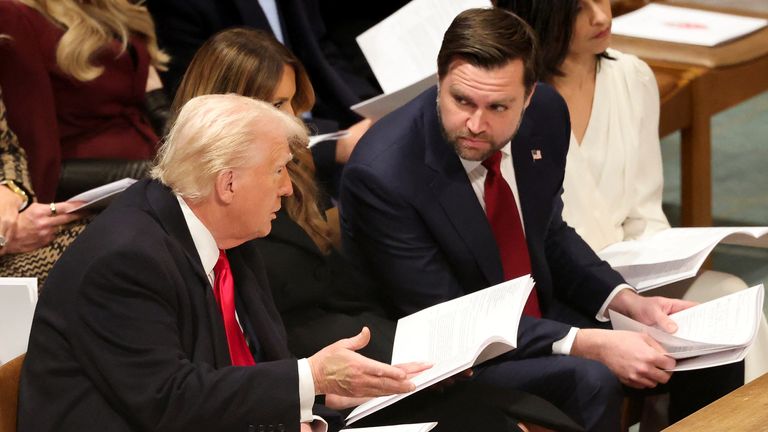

{"left": 345, "top": 275, "right": 535, "bottom": 425}
{"left": 610, "top": 284, "right": 764, "bottom": 372}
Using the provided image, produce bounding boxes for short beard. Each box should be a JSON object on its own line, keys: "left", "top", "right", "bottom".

{"left": 436, "top": 98, "right": 526, "bottom": 162}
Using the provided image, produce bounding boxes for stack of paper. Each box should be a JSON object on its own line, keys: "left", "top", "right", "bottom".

{"left": 610, "top": 284, "right": 764, "bottom": 371}
{"left": 345, "top": 275, "right": 534, "bottom": 425}
{"left": 597, "top": 227, "right": 768, "bottom": 292}
{"left": 612, "top": 4, "right": 768, "bottom": 46}
{"left": 353, "top": 0, "right": 491, "bottom": 120}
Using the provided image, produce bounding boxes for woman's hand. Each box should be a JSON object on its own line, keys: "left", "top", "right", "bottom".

{"left": 4, "top": 202, "right": 85, "bottom": 254}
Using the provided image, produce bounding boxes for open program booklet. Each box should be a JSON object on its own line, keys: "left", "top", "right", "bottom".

{"left": 610, "top": 284, "right": 764, "bottom": 371}
{"left": 345, "top": 275, "right": 534, "bottom": 425}
{"left": 597, "top": 227, "right": 768, "bottom": 292}
{"left": 341, "top": 423, "right": 437, "bottom": 432}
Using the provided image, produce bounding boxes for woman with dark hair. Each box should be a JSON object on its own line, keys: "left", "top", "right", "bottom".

{"left": 502, "top": 0, "right": 768, "bottom": 425}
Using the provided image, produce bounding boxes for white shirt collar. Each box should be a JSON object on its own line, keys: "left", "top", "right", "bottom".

{"left": 459, "top": 141, "right": 512, "bottom": 175}
{"left": 176, "top": 195, "right": 219, "bottom": 279}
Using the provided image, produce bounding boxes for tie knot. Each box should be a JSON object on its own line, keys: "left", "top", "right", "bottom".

{"left": 482, "top": 151, "right": 503, "bottom": 173}
{"left": 214, "top": 249, "right": 229, "bottom": 275}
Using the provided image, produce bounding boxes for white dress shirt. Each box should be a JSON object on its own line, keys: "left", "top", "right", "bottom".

{"left": 176, "top": 196, "right": 324, "bottom": 428}
{"left": 258, "top": 0, "right": 285, "bottom": 43}
{"left": 460, "top": 143, "right": 629, "bottom": 354}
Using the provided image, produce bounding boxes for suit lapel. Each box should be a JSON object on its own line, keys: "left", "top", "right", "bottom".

{"left": 512, "top": 111, "right": 547, "bottom": 258}
{"left": 144, "top": 180, "right": 231, "bottom": 365}
{"left": 422, "top": 92, "right": 503, "bottom": 286}
{"left": 229, "top": 246, "right": 292, "bottom": 361}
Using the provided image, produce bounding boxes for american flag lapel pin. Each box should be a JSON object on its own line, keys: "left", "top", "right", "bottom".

{"left": 531, "top": 149, "right": 542, "bottom": 161}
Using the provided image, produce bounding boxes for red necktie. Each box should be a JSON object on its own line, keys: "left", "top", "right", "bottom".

{"left": 213, "top": 250, "right": 256, "bottom": 366}
{"left": 482, "top": 151, "right": 541, "bottom": 318}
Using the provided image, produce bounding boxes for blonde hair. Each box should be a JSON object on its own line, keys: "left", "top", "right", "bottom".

{"left": 172, "top": 28, "right": 333, "bottom": 253}
{"left": 152, "top": 94, "right": 307, "bottom": 201}
{"left": 20, "top": 0, "right": 168, "bottom": 81}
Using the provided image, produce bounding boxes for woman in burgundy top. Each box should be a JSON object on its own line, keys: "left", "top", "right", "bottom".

{"left": 0, "top": 0, "right": 168, "bottom": 202}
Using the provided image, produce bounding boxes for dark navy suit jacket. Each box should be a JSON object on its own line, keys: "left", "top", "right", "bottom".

{"left": 340, "top": 84, "right": 625, "bottom": 358}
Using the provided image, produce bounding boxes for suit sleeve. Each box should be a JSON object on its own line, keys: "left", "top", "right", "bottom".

{"left": 341, "top": 162, "right": 467, "bottom": 317}
{"left": 68, "top": 245, "right": 303, "bottom": 432}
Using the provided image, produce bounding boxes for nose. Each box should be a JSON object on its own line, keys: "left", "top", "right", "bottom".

{"left": 590, "top": 1, "right": 610, "bottom": 26}
{"left": 280, "top": 170, "right": 293, "bottom": 197}
{"left": 466, "top": 108, "right": 486, "bottom": 135}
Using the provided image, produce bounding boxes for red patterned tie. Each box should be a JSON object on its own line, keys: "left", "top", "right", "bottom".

{"left": 213, "top": 250, "right": 256, "bottom": 366}
{"left": 482, "top": 151, "right": 541, "bottom": 318}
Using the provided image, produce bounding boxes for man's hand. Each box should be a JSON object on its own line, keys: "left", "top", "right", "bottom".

{"left": 608, "top": 289, "right": 696, "bottom": 333}
{"left": 571, "top": 328, "right": 675, "bottom": 388}
{"left": 308, "top": 327, "right": 430, "bottom": 397}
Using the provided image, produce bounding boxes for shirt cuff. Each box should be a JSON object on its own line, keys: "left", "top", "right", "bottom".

{"left": 552, "top": 327, "right": 580, "bottom": 355}
{"left": 597, "top": 284, "right": 636, "bottom": 322}
{"left": 297, "top": 358, "right": 315, "bottom": 423}
{"left": 310, "top": 415, "right": 328, "bottom": 432}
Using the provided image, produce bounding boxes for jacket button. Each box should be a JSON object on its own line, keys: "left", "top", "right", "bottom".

{"left": 277, "top": 424, "right": 285, "bottom": 432}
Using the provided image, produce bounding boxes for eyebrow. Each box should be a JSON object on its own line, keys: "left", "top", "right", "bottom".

{"left": 449, "top": 86, "right": 517, "bottom": 106}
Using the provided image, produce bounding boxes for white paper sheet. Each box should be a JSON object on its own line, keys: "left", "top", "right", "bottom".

{"left": 346, "top": 275, "right": 533, "bottom": 425}
{"left": 597, "top": 227, "right": 768, "bottom": 291}
{"left": 612, "top": 4, "right": 768, "bottom": 47}
{"left": 0, "top": 278, "right": 38, "bottom": 364}
{"left": 341, "top": 423, "right": 437, "bottom": 432}
{"left": 66, "top": 177, "right": 138, "bottom": 213}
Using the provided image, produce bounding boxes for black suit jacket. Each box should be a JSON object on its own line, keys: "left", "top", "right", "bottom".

{"left": 146, "top": 0, "right": 377, "bottom": 127}
{"left": 18, "top": 179, "right": 306, "bottom": 432}
{"left": 340, "top": 85, "right": 625, "bottom": 358}
{"left": 253, "top": 210, "right": 395, "bottom": 363}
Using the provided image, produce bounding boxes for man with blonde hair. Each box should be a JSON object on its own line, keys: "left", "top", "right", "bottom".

{"left": 18, "top": 94, "right": 424, "bottom": 432}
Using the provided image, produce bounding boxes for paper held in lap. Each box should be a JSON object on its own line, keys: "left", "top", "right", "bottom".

{"left": 345, "top": 275, "right": 534, "bottom": 425}
{"left": 610, "top": 284, "right": 764, "bottom": 372}
{"left": 597, "top": 227, "right": 768, "bottom": 292}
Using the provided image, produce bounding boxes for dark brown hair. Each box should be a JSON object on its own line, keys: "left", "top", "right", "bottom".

{"left": 497, "top": 0, "right": 614, "bottom": 82}
{"left": 173, "top": 28, "right": 332, "bottom": 253}
{"left": 437, "top": 8, "right": 538, "bottom": 93}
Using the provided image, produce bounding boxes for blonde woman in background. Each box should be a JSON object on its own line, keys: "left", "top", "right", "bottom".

{"left": 0, "top": 0, "right": 169, "bottom": 203}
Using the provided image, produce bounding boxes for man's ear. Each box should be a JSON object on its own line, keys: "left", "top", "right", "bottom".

{"left": 524, "top": 82, "right": 537, "bottom": 109}
{"left": 215, "top": 170, "right": 235, "bottom": 204}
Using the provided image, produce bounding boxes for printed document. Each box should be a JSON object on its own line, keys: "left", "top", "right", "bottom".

{"left": 0, "top": 277, "right": 37, "bottom": 364}
{"left": 345, "top": 275, "right": 534, "bottom": 425}
{"left": 612, "top": 4, "right": 767, "bottom": 46}
{"left": 353, "top": 0, "right": 490, "bottom": 119}
{"left": 610, "top": 284, "right": 764, "bottom": 371}
{"left": 597, "top": 227, "right": 768, "bottom": 291}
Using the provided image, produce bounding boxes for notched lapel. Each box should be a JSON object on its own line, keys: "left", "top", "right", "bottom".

{"left": 424, "top": 118, "right": 504, "bottom": 286}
